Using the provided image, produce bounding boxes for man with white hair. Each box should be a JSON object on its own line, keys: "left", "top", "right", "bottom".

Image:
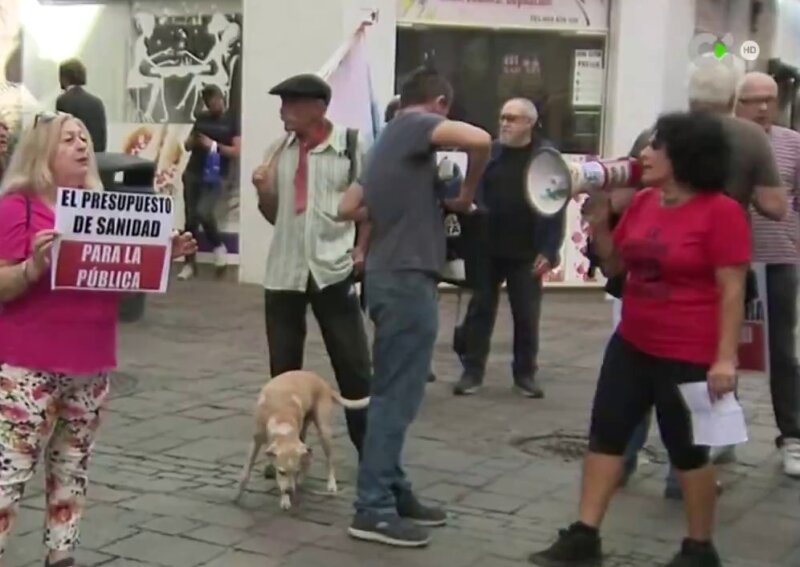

{"left": 736, "top": 71, "right": 800, "bottom": 477}
{"left": 608, "top": 59, "right": 787, "bottom": 498}
{"left": 453, "top": 98, "right": 565, "bottom": 398}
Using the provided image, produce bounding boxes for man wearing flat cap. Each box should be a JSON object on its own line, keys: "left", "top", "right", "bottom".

{"left": 252, "top": 73, "right": 371, "bottom": 458}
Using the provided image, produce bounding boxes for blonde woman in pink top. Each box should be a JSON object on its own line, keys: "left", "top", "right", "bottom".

{"left": 0, "top": 113, "right": 196, "bottom": 567}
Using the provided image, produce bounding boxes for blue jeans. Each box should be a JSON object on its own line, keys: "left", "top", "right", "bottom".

{"left": 624, "top": 412, "right": 678, "bottom": 489}
{"left": 355, "top": 271, "right": 439, "bottom": 516}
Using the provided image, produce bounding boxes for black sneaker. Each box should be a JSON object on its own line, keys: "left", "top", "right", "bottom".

{"left": 396, "top": 491, "right": 447, "bottom": 527}
{"left": 428, "top": 372, "right": 437, "bottom": 383}
{"left": 348, "top": 512, "right": 431, "bottom": 548}
{"left": 663, "top": 539, "right": 721, "bottom": 567}
{"left": 528, "top": 522, "right": 602, "bottom": 566}
{"left": 514, "top": 376, "right": 544, "bottom": 399}
{"left": 453, "top": 374, "right": 482, "bottom": 396}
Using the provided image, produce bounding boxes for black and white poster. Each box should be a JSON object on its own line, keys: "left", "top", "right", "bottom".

{"left": 127, "top": 11, "right": 242, "bottom": 124}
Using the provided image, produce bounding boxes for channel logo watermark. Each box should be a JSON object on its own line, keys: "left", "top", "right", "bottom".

{"left": 688, "top": 33, "right": 760, "bottom": 68}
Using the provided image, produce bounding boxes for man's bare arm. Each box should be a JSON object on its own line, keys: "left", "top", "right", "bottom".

{"left": 338, "top": 182, "right": 369, "bottom": 222}
{"left": 753, "top": 185, "right": 789, "bottom": 220}
{"left": 430, "top": 120, "right": 492, "bottom": 208}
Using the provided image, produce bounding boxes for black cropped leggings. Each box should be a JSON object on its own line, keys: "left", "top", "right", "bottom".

{"left": 589, "top": 333, "right": 711, "bottom": 471}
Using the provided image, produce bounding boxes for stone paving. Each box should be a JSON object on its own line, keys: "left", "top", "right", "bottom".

{"left": 7, "top": 275, "right": 800, "bottom": 566}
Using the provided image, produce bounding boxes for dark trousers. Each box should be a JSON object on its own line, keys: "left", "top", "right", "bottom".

{"left": 766, "top": 264, "right": 800, "bottom": 445}
{"left": 264, "top": 276, "right": 371, "bottom": 456}
{"left": 355, "top": 271, "right": 438, "bottom": 515}
{"left": 183, "top": 171, "right": 223, "bottom": 262}
{"left": 460, "top": 256, "right": 543, "bottom": 380}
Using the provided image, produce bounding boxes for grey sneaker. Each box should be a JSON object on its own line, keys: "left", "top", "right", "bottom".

{"left": 348, "top": 512, "right": 431, "bottom": 547}
{"left": 396, "top": 492, "right": 447, "bottom": 527}
{"left": 453, "top": 374, "right": 482, "bottom": 396}
{"left": 514, "top": 376, "right": 544, "bottom": 399}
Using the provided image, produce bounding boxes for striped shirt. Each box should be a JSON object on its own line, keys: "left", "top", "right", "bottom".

{"left": 750, "top": 125, "right": 800, "bottom": 264}
{"left": 263, "top": 124, "right": 367, "bottom": 292}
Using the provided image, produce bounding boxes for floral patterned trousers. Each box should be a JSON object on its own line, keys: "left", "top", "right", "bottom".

{"left": 0, "top": 364, "right": 109, "bottom": 556}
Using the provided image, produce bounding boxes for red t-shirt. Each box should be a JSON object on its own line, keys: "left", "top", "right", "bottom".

{"left": 613, "top": 188, "right": 751, "bottom": 365}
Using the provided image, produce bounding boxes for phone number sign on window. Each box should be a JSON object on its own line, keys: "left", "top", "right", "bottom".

{"left": 397, "top": 0, "right": 609, "bottom": 31}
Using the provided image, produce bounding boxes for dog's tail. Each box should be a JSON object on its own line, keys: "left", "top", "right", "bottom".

{"left": 331, "top": 391, "right": 370, "bottom": 410}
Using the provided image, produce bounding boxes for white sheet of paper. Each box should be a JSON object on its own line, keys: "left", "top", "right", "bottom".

{"left": 677, "top": 382, "right": 748, "bottom": 447}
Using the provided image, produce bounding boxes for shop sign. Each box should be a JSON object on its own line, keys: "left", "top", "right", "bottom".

{"left": 398, "top": 0, "right": 609, "bottom": 32}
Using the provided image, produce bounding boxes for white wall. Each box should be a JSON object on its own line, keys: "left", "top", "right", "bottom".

{"left": 603, "top": 0, "right": 696, "bottom": 157}
{"left": 774, "top": 0, "right": 800, "bottom": 67}
{"left": 21, "top": 1, "right": 130, "bottom": 120}
{"left": 238, "top": 0, "right": 396, "bottom": 285}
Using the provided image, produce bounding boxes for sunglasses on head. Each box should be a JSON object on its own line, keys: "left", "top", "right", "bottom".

{"left": 33, "top": 111, "right": 71, "bottom": 128}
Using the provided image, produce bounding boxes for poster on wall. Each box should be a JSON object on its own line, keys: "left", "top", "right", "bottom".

{"left": 107, "top": 122, "right": 241, "bottom": 262}
{"left": 543, "top": 154, "right": 604, "bottom": 287}
{"left": 572, "top": 49, "right": 604, "bottom": 107}
{"left": 397, "top": 0, "right": 609, "bottom": 31}
{"left": 126, "top": 11, "right": 242, "bottom": 124}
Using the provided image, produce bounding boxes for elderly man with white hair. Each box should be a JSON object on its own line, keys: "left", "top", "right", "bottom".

{"left": 452, "top": 97, "right": 565, "bottom": 398}
{"left": 595, "top": 59, "right": 788, "bottom": 500}
{"left": 735, "top": 71, "right": 800, "bottom": 477}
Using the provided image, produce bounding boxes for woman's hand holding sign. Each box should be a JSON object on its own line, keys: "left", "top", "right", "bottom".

{"left": 171, "top": 231, "right": 198, "bottom": 259}
{"left": 26, "top": 229, "right": 59, "bottom": 282}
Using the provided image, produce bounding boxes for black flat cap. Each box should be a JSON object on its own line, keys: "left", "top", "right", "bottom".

{"left": 269, "top": 73, "right": 332, "bottom": 105}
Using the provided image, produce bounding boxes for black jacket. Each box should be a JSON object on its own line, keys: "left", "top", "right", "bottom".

{"left": 56, "top": 87, "right": 107, "bottom": 152}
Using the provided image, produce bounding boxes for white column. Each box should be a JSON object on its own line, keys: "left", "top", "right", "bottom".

{"left": 604, "top": 0, "right": 696, "bottom": 157}
{"left": 239, "top": 0, "right": 396, "bottom": 285}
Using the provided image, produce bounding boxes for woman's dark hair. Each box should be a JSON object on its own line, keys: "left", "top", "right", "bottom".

{"left": 399, "top": 66, "right": 453, "bottom": 108}
{"left": 651, "top": 111, "right": 731, "bottom": 192}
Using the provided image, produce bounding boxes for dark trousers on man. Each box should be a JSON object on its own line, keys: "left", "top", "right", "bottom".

{"left": 459, "top": 256, "right": 543, "bottom": 382}
{"left": 355, "top": 271, "right": 438, "bottom": 515}
{"left": 766, "top": 263, "right": 800, "bottom": 445}
{"left": 264, "top": 275, "right": 371, "bottom": 455}
{"left": 183, "top": 171, "right": 223, "bottom": 263}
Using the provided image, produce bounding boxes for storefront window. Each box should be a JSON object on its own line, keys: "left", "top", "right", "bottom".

{"left": 396, "top": 27, "right": 607, "bottom": 154}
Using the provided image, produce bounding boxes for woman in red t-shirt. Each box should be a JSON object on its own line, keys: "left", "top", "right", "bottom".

{"left": 530, "top": 111, "right": 750, "bottom": 567}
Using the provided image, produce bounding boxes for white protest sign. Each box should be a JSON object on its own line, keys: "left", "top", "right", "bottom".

{"left": 51, "top": 188, "right": 174, "bottom": 293}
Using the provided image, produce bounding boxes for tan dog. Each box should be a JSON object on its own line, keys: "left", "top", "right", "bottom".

{"left": 236, "top": 370, "right": 369, "bottom": 510}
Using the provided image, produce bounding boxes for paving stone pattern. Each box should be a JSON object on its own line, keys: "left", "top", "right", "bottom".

{"left": 7, "top": 278, "right": 800, "bottom": 566}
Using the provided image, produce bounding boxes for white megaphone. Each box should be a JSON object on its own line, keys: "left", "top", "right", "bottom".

{"left": 525, "top": 148, "right": 643, "bottom": 216}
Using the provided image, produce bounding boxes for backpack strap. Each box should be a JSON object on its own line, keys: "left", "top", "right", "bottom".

{"left": 344, "top": 128, "right": 359, "bottom": 185}
{"left": 23, "top": 194, "right": 32, "bottom": 257}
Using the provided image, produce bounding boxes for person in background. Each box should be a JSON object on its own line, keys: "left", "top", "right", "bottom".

{"left": 338, "top": 67, "right": 492, "bottom": 548}
{"left": 453, "top": 98, "right": 565, "bottom": 398}
{"left": 736, "top": 71, "right": 800, "bottom": 477}
{"left": 530, "top": 111, "right": 748, "bottom": 567}
{"left": 0, "top": 113, "right": 195, "bottom": 567}
{"left": 55, "top": 59, "right": 106, "bottom": 153}
{"left": 251, "top": 73, "right": 371, "bottom": 458}
{"left": 178, "top": 85, "right": 240, "bottom": 280}
{"left": 619, "top": 60, "right": 787, "bottom": 498}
